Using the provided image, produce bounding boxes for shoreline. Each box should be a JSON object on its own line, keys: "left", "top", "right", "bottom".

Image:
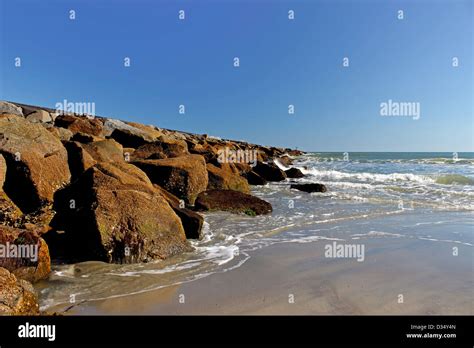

{"left": 54, "top": 230, "right": 472, "bottom": 315}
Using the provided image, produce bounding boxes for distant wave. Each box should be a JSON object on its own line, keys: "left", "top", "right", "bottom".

{"left": 300, "top": 168, "right": 434, "bottom": 184}
{"left": 299, "top": 168, "right": 474, "bottom": 186}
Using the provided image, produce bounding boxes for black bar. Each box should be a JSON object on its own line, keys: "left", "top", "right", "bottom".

{"left": 0, "top": 315, "right": 472, "bottom": 346}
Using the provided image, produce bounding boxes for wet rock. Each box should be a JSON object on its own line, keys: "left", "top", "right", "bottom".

{"left": 246, "top": 171, "right": 267, "bottom": 185}
{"left": 195, "top": 189, "right": 272, "bottom": 215}
{"left": 290, "top": 183, "right": 327, "bottom": 193}
{"left": 285, "top": 167, "right": 304, "bottom": 178}
{"left": 277, "top": 155, "right": 294, "bottom": 166}
{"left": 253, "top": 161, "right": 287, "bottom": 182}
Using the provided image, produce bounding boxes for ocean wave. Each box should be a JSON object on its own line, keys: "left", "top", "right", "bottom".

{"left": 300, "top": 168, "right": 434, "bottom": 184}
{"left": 435, "top": 174, "right": 474, "bottom": 185}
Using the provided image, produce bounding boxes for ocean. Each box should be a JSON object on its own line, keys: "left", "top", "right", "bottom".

{"left": 38, "top": 152, "right": 474, "bottom": 312}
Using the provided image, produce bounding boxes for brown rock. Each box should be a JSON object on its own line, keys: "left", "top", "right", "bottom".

{"left": 253, "top": 161, "right": 287, "bottom": 182}
{"left": 0, "top": 154, "right": 6, "bottom": 189}
{"left": 25, "top": 110, "right": 52, "bottom": 123}
{"left": 131, "top": 137, "right": 188, "bottom": 160}
{"left": 195, "top": 190, "right": 272, "bottom": 215}
{"left": 0, "top": 191, "right": 23, "bottom": 226}
{"left": 285, "top": 167, "right": 304, "bottom": 178}
{"left": 154, "top": 185, "right": 203, "bottom": 240}
{"left": 290, "top": 183, "right": 327, "bottom": 193}
{"left": 278, "top": 155, "right": 294, "bottom": 167}
{"left": 0, "top": 114, "right": 71, "bottom": 213}
{"left": 132, "top": 155, "right": 208, "bottom": 205}
{"left": 0, "top": 226, "right": 51, "bottom": 283}
{"left": 0, "top": 101, "right": 23, "bottom": 117}
{"left": 81, "top": 139, "right": 124, "bottom": 163}
{"left": 0, "top": 267, "right": 39, "bottom": 315}
{"left": 55, "top": 114, "right": 103, "bottom": 137}
{"left": 206, "top": 163, "right": 250, "bottom": 193}
{"left": 246, "top": 171, "right": 267, "bottom": 185}
{"left": 109, "top": 128, "right": 155, "bottom": 148}
{"left": 71, "top": 132, "right": 104, "bottom": 143}
{"left": 64, "top": 142, "right": 97, "bottom": 180}
{"left": 47, "top": 162, "right": 191, "bottom": 263}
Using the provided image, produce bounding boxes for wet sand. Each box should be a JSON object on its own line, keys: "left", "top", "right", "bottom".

{"left": 67, "top": 236, "right": 473, "bottom": 315}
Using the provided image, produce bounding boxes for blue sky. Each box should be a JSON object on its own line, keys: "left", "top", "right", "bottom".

{"left": 1, "top": 0, "right": 472, "bottom": 151}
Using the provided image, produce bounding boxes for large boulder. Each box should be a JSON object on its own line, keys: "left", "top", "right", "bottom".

{"left": 285, "top": 167, "right": 304, "bottom": 178}
{"left": 47, "top": 162, "right": 191, "bottom": 263}
{"left": 154, "top": 185, "right": 203, "bottom": 240}
{"left": 0, "top": 226, "right": 51, "bottom": 283}
{"left": 64, "top": 142, "right": 97, "bottom": 180}
{"left": 0, "top": 101, "right": 23, "bottom": 117}
{"left": 195, "top": 190, "right": 272, "bottom": 216}
{"left": 131, "top": 137, "right": 189, "bottom": 160}
{"left": 206, "top": 163, "right": 250, "bottom": 193}
{"left": 55, "top": 114, "right": 103, "bottom": 137}
{"left": 81, "top": 139, "right": 124, "bottom": 163}
{"left": 246, "top": 171, "right": 267, "bottom": 185}
{"left": 25, "top": 110, "right": 53, "bottom": 123}
{"left": 0, "top": 267, "right": 39, "bottom": 315}
{"left": 277, "top": 155, "right": 293, "bottom": 167}
{"left": 290, "top": 183, "right": 327, "bottom": 193}
{"left": 0, "top": 114, "right": 71, "bottom": 213}
{"left": 188, "top": 142, "right": 220, "bottom": 163}
{"left": 64, "top": 139, "right": 124, "bottom": 180}
{"left": 253, "top": 161, "right": 287, "bottom": 182}
{"left": 107, "top": 121, "right": 162, "bottom": 149}
{"left": 132, "top": 155, "right": 208, "bottom": 205}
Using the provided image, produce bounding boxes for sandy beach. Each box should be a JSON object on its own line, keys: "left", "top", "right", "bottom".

{"left": 63, "top": 232, "right": 472, "bottom": 315}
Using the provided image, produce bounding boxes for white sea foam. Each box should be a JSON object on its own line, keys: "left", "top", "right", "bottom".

{"left": 301, "top": 168, "right": 434, "bottom": 184}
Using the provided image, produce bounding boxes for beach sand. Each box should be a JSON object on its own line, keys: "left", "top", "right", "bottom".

{"left": 66, "top": 235, "right": 473, "bottom": 315}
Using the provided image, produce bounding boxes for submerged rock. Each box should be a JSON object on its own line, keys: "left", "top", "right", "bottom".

{"left": 195, "top": 189, "right": 272, "bottom": 215}
{"left": 290, "top": 183, "right": 327, "bottom": 193}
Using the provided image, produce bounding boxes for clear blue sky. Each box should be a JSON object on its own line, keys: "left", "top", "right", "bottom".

{"left": 1, "top": 0, "right": 472, "bottom": 151}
